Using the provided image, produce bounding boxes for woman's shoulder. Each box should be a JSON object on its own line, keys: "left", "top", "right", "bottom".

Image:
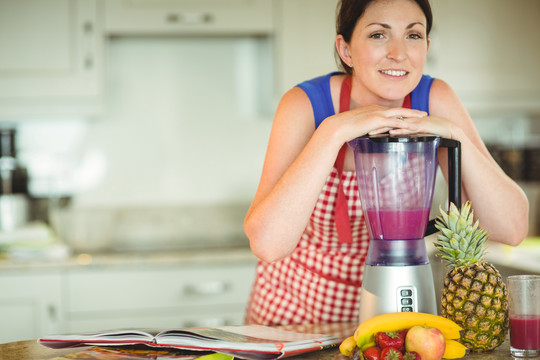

{"left": 428, "top": 77, "right": 470, "bottom": 121}
{"left": 429, "top": 78, "right": 455, "bottom": 96}
{"left": 428, "top": 78, "right": 462, "bottom": 108}
{"left": 292, "top": 72, "right": 346, "bottom": 128}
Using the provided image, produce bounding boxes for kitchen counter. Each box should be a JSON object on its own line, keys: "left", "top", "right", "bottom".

{"left": 3, "top": 236, "right": 539, "bottom": 273}
{"left": 0, "top": 323, "right": 515, "bottom": 360}
{"left": 484, "top": 238, "right": 540, "bottom": 274}
{"left": 426, "top": 236, "right": 540, "bottom": 276}
{"left": 0, "top": 245, "right": 258, "bottom": 271}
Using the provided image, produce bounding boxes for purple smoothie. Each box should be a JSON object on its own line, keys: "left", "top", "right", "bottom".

{"left": 366, "top": 208, "right": 431, "bottom": 240}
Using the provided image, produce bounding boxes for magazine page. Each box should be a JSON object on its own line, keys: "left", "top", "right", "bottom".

{"left": 158, "top": 325, "right": 337, "bottom": 344}
{"left": 154, "top": 325, "right": 340, "bottom": 359}
{"left": 39, "top": 329, "right": 159, "bottom": 349}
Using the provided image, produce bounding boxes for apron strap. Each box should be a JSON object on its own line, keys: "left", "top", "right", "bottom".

{"left": 333, "top": 76, "right": 411, "bottom": 243}
{"left": 334, "top": 76, "right": 353, "bottom": 243}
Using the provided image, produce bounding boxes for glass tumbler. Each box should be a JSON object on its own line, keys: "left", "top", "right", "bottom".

{"left": 507, "top": 275, "right": 540, "bottom": 358}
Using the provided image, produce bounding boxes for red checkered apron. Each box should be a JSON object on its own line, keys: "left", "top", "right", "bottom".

{"left": 244, "top": 76, "right": 371, "bottom": 325}
{"left": 244, "top": 167, "right": 370, "bottom": 325}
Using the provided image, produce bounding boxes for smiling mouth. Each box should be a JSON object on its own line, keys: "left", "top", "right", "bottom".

{"left": 379, "top": 70, "right": 408, "bottom": 77}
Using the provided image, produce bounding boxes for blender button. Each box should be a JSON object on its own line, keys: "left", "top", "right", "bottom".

{"left": 400, "top": 289, "right": 413, "bottom": 297}
{"left": 401, "top": 307, "right": 413, "bottom": 312}
{"left": 401, "top": 298, "right": 413, "bottom": 305}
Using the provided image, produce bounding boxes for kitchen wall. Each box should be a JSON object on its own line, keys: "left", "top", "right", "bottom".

{"left": 8, "top": 0, "right": 540, "bottom": 241}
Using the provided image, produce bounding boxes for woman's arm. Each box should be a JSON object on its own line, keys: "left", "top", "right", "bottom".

{"left": 392, "top": 79, "right": 529, "bottom": 245}
{"left": 244, "top": 87, "right": 344, "bottom": 262}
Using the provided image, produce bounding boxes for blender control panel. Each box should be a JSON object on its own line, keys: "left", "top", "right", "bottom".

{"left": 397, "top": 287, "right": 416, "bottom": 312}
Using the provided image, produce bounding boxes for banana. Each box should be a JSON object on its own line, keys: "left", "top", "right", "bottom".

{"left": 361, "top": 341, "right": 376, "bottom": 352}
{"left": 339, "top": 336, "right": 358, "bottom": 357}
{"left": 443, "top": 339, "right": 468, "bottom": 359}
{"left": 354, "top": 312, "right": 463, "bottom": 349}
{"left": 194, "top": 353, "right": 234, "bottom": 360}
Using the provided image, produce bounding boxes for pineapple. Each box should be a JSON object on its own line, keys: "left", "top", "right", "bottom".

{"left": 434, "top": 201, "right": 508, "bottom": 352}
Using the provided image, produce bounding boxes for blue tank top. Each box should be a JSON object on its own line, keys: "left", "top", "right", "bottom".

{"left": 297, "top": 72, "right": 435, "bottom": 128}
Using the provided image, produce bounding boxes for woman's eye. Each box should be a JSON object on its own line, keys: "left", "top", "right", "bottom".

{"left": 408, "top": 33, "right": 423, "bottom": 40}
{"left": 370, "top": 32, "right": 385, "bottom": 39}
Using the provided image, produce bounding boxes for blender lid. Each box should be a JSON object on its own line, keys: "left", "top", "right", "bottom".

{"left": 358, "top": 134, "right": 440, "bottom": 143}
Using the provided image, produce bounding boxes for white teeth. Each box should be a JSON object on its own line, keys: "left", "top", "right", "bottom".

{"left": 380, "top": 70, "right": 407, "bottom": 76}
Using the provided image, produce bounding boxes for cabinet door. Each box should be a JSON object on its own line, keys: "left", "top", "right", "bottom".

{"left": 105, "top": 0, "right": 273, "bottom": 36}
{"left": 0, "top": 271, "right": 63, "bottom": 343}
{"left": 274, "top": 0, "right": 339, "bottom": 95}
{"left": 0, "top": 0, "right": 103, "bottom": 117}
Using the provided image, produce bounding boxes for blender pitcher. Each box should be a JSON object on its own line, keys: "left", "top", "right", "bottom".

{"left": 348, "top": 135, "right": 461, "bottom": 322}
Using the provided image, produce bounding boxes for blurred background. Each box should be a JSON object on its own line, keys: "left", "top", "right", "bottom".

{"left": 0, "top": 0, "right": 538, "bottom": 344}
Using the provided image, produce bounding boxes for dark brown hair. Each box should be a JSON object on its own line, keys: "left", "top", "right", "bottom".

{"left": 336, "top": 0, "right": 433, "bottom": 74}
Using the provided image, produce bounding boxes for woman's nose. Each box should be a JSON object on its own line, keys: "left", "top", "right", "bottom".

{"left": 387, "top": 40, "right": 407, "bottom": 62}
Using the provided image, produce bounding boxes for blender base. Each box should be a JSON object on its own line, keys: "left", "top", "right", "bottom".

{"left": 359, "top": 264, "right": 437, "bottom": 323}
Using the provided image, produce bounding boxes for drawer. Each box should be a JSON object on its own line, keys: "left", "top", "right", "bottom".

{"left": 66, "top": 264, "right": 255, "bottom": 313}
{"left": 67, "top": 303, "right": 247, "bottom": 333}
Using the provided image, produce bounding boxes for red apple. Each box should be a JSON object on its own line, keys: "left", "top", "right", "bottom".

{"left": 405, "top": 326, "right": 446, "bottom": 360}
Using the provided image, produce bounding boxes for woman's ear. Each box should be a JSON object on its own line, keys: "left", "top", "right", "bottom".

{"left": 336, "top": 35, "right": 352, "bottom": 67}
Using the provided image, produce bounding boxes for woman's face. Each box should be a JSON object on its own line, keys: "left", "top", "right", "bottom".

{"left": 341, "top": 0, "right": 429, "bottom": 104}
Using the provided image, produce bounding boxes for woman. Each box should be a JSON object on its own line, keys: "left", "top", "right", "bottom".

{"left": 244, "top": 0, "right": 529, "bottom": 325}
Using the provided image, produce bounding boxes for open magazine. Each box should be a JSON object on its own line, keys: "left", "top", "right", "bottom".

{"left": 38, "top": 325, "right": 341, "bottom": 360}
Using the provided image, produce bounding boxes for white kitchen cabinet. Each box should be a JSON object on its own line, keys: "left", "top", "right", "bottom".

{"left": 0, "top": 0, "right": 104, "bottom": 118}
{"left": 0, "top": 270, "right": 63, "bottom": 343}
{"left": 64, "top": 263, "right": 256, "bottom": 332}
{"left": 426, "top": 0, "right": 540, "bottom": 112}
{"left": 274, "top": 0, "right": 339, "bottom": 95}
{"left": 0, "top": 249, "right": 257, "bottom": 341}
{"left": 104, "top": 0, "right": 273, "bottom": 36}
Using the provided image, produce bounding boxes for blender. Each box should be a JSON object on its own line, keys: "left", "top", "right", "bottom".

{"left": 348, "top": 135, "right": 461, "bottom": 322}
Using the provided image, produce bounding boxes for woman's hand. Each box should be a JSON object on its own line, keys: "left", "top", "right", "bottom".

{"left": 388, "top": 115, "right": 456, "bottom": 139}
{"left": 331, "top": 104, "right": 428, "bottom": 142}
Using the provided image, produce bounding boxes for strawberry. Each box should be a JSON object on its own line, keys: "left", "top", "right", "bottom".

{"left": 397, "top": 329, "right": 408, "bottom": 352}
{"left": 380, "top": 347, "right": 403, "bottom": 360}
{"left": 375, "top": 331, "right": 405, "bottom": 350}
{"left": 363, "top": 346, "right": 381, "bottom": 360}
{"left": 403, "top": 351, "right": 421, "bottom": 360}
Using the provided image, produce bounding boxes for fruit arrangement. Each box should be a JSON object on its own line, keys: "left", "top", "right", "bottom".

{"left": 434, "top": 202, "right": 509, "bottom": 351}
{"left": 339, "top": 312, "right": 468, "bottom": 360}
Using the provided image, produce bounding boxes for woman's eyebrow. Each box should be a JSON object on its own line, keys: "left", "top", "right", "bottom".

{"left": 366, "top": 22, "right": 426, "bottom": 29}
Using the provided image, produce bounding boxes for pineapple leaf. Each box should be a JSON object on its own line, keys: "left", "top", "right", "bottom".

{"left": 450, "top": 237, "right": 460, "bottom": 249}
{"left": 437, "top": 205, "right": 449, "bottom": 226}
{"left": 440, "top": 227, "right": 456, "bottom": 240}
{"left": 448, "top": 207, "right": 459, "bottom": 230}
{"left": 459, "top": 237, "right": 469, "bottom": 252}
{"left": 457, "top": 215, "right": 468, "bottom": 233}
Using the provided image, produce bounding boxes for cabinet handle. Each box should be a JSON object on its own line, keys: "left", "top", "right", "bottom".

{"left": 47, "top": 304, "right": 59, "bottom": 334}
{"left": 82, "top": 21, "right": 94, "bottom": 70}
{"left": 181, "top": 318, "right": 228, "bottom": 328}
{"left": 48, "top": 304, "right": 57, "bottom": 321}
{"left": 165, "top": 13, "right": 213, "bottom": 25}
{"left": 182, "top": 281, "right": 230, "bottom": 297}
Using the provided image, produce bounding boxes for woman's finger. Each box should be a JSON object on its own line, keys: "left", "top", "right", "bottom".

{"left": 384, "top": 108, "right": 427, "bottom": 119}
{"left": 368, "top": 126, "right": 394, "bottom": 135}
